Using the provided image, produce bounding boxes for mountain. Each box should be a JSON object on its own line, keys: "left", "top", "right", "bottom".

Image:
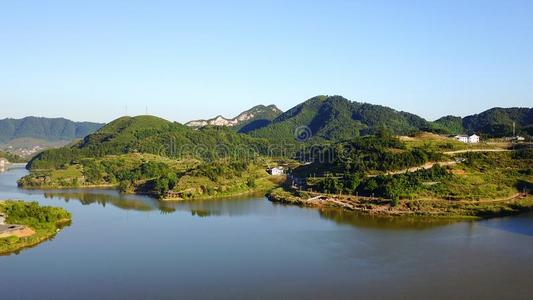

{"left": 247, "top": 95, "right": 430, "bottom": 142}
{"left": 0, "top": 117, "right": 104, "bottom": 145}
{"left": 432, "top": 107, "right": 533, "bottom": 137}
{"left": 185, "top": 105, "right": 282, "bottom": 133}
{"left": 27, "top": 115, "right": 269, "bottom": 169}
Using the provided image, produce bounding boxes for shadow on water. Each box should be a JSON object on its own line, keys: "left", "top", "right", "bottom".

{"left": 317, "top": 208, "right": 459, "bottom": 230}
{"left": 477, "top": 211, "right": 533, "bottom": 237}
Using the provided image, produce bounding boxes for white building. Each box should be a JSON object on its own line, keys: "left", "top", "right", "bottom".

{"left": 268, "top": 167, "right": 284, "bottom": 176}
{"left": 455, "top": 134, "right": 480, "bottom": 144}
{"left": 468, "top": 134, "right": 480, "bottom": 143}
{"left": 455, "top": 135, "right": 469, "bottom": 143}
{"left": 0, "top": 158, "right": 7, "bottom": 168}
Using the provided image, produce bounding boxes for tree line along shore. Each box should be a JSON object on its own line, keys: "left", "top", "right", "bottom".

{"left": 12, "top": 107, "right": 532, "bottom": 219}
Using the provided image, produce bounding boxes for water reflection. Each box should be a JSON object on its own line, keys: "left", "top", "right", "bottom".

{"left": 317, "top": 207, "right": 458, "bottom": 230}
{"left": 5, "top": 167, "right": 463, "bottom": 229}
{"left": 43, "top": 191, "right": 155, "bottom": 212}
{"left": 36, "top": 188, "right": 463, "bottom": 229}
{"left": 40, "top": 189, "right": 270, "bottom": 218}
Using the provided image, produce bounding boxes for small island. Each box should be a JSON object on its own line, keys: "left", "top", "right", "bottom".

{"left": 0, "top": 200, "right": 71, "bottom": 255}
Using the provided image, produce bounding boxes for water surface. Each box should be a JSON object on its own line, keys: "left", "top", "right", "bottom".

{"left": 1, "top": 167, "right": 533, "bottom": 299}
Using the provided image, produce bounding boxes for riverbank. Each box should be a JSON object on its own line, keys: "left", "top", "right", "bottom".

{"left": 268, "top": 188, "right": 533, "bottom": 220}
{"left": 0, "top": 200, "right": 71, "bottom": 255}
{"left": 161, "top": 176, "right": 285, "bottom": 201}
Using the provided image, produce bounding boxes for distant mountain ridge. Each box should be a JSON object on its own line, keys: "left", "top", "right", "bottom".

{"left": 0, "top": 117, "right": 104, "bottom": 145}
{"left": 184, "top": 96, "right": 532, "bottom": 141}
{"left": 185, "top": 104, "right": 282, "bottom": 133}
{"left": 433, "top": 107, "right": 533, "bottom": 136}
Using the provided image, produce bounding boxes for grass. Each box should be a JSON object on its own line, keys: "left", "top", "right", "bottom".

{"left": 51, "top": 165, "right": 83, "bottom": 179}
{"left": 400, "top": 132, "right": 506, "bottom": 153}
{"left": 166, "top": 162, "right": 281, "bottom": 200}
{"left": 270, "top": 150, "right": 533, "bottom": 219}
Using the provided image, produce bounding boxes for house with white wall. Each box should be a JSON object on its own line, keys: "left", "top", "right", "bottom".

{"left": 455, "top": 135, "right": 468, "bottom": 143}
{"left": 454, "top": 134, "right": 480, "bottom": 144}
{"left": 468, "top": 134, "right": 480, "bottom": 143}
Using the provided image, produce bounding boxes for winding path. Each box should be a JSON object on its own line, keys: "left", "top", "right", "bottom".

{"left": 443, "top": 148, "right": 510, "bottom": 155}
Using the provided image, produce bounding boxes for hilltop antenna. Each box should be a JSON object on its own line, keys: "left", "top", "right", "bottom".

{"left": 145, "top": 106, "right": 148, "bottom": 115}
{"left": 125, "top": 105, "right": 128, "bottom": 116}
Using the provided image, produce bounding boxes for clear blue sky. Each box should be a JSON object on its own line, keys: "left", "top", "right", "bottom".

{"left": 1, "top": 0, "right": 532, "bottom": 123}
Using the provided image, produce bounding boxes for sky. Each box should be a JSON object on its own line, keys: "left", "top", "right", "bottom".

{"left": 0, "top": 0, "right": 532, "bottom": 123}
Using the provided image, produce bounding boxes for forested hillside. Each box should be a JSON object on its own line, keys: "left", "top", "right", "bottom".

{"left": 27, "top": 115, "right": 270, "bottom": 169}
{"left": 247, "top": 95, "right": 431, "bottom": 142}
{"left": 432, "top": 108, "right": 532, "bottom": 136}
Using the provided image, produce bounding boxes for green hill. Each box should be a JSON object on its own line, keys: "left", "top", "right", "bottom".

{"left": 463, "top": 107, "right": 532, "bottom": 137}
{"left": 27, "top": 115, "right": 269, "bottom": 169}
{"left": 432, "top": 107, "right": 532, "bottom": 137}
{"left": 431, "top": 116, "right": 464, "bottom": 134}
{"left": 247, "top": 95, "right": 430, "bottom": 142}
{"left": 0, "top": 117, "right": 103, "bottom": 145}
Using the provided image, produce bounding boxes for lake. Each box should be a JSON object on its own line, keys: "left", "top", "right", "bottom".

{"left": 1, "top": 167, "right": 533, "bottom": 299}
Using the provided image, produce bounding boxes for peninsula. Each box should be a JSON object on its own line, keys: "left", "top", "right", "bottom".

{"left": 0, "top": 200, "right": 71, "bottom": 255}
{"left": 15, "top": 96, "right": 532, "bottom": 219}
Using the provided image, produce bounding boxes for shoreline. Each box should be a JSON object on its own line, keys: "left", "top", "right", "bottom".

{"left": 161, "top": 187, "right": 273, "bottom": 201}
{"left": 0, "top": 223, "right": 68, "bottom": 256}
{"left": 19, "top": 182, "right": 279, "bottom": 202}
{"left": 19, "top": 183, "right": 119, "bottom": 190}
{"left": 267, "top": 188, "right": 533, "bottom": 220}
{"left": 0, "top": 199, "right": 71, "bottom": 256}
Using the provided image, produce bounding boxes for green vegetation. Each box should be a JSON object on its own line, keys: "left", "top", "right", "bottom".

{"left": 293, "top": 132, "right": 442, "bottom": 177}
{"left": 14, "top": 96, "right": 532, "bottom": 218}
{"left": 0, "top": 200, "right": 71, "bottom": 255}
{"left": 20, "top": 152, "right": 279, "bottom": 200}
{"left": 27, "top": 115, "right": 270, "bottom": 170}
{"left": 0, "top": 150, "right": 26, "bottom": 163}
{"left": 20, "top": 115, "right": 284, "bottom": 200}
{"left": 167, "top": 158, "right": 279, "bottom": 199}
{"left": 0, "top": 116, "right": 102, "bottom": 145}
{"left": 268, "top": 186, "right": 533, "bottom": 219}
{"left": 249, "top": 95, "right": 430, "bottom": 142}
{"left": 429, "top": 115, "right": 464, "bottom": 134}
{"left": 306, "top": 151, "right": 531, "bottom": 201}
{"left": 432, "top": 107, "right": 532, "bottom": 136}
